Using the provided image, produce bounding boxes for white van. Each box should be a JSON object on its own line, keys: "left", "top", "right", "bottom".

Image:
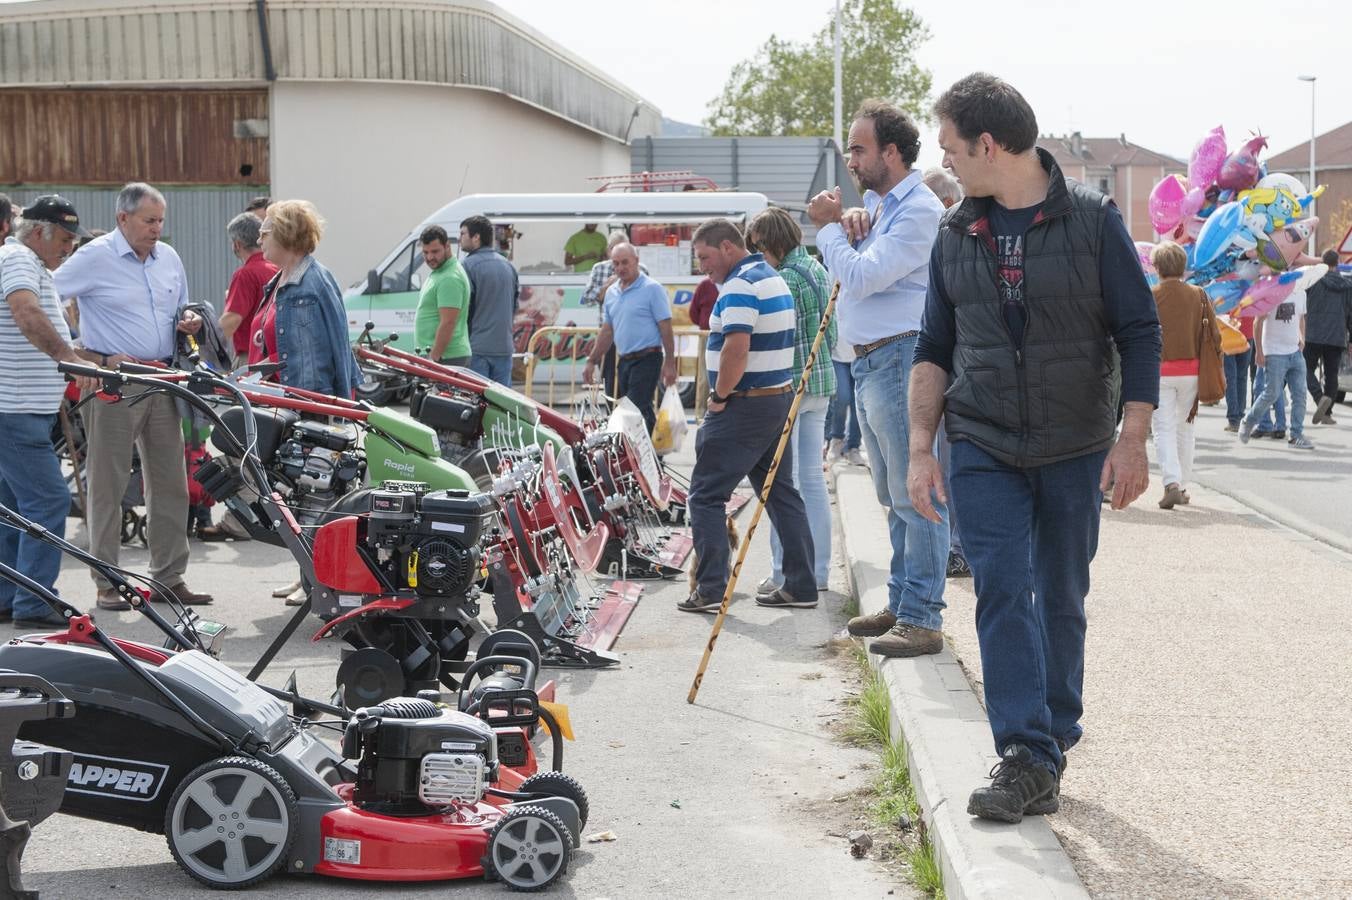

{"left": 343, "top": 192, "right": 771, "bottom": 355}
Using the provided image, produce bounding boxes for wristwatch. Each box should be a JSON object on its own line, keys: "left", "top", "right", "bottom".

{"left": 709, "top": 389, "right": 730, "bottom": 404}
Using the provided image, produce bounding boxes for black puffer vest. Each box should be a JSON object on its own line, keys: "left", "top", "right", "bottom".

{"left": 940, "top": 149, "right": 1120, "bottom": 468}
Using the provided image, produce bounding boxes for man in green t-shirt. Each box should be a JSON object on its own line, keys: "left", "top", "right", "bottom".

{"left": 414, "top": 225, "right": 472, "bottom": 364}
{"left": 564, "top": 223, "right": 608, "bottom": 273}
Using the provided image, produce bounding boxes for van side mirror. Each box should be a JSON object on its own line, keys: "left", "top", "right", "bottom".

{"left": 365, "top": 269, "right": 380, "bottom": 295}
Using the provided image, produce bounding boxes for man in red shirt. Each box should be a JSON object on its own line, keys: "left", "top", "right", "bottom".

{"left": 219, "top": 212, "right": 277, "bottom": 367}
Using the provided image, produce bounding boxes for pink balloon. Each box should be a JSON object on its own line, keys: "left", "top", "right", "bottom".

{"left": 1188, "top": 126, "right": 1227, "bottom": 190}
{"left": 1217, "top": 134, "right": 1268, "bottom": 192}
{"left": 1181, "top": 186, "right": 1206, "bottom": 218}
{"left": 1149, "top": 174, "right": 1188, "bottom": 234}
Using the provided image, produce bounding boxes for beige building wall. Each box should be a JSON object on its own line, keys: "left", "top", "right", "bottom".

{"left": 270, "top": 80, "right": 636, "bottom": 286}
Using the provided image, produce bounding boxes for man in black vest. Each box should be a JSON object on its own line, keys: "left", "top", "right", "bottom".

{"left": 907, "top": 74, "right": 1161, "bottom": 824}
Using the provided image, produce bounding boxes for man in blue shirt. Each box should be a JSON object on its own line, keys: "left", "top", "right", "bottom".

{"left": 808, "top": 99, "right": 949, "bottom": 659}
{"left": 678, "top": 219, "right": 815, "bottom": 614}
{"left": 582, "top": 243, "right": 676, "bottom": 434}
{"left": 54, "top": 182, "right": 213, "bottom": 609}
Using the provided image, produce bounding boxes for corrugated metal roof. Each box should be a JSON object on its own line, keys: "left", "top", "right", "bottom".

{"left": 6, "top": 185, "right": 263, "bottom": 310}
{"left": 0, "top": 0, "right": 660, "bottom": 142}
{"left": 630, "top": 137, "right": 862, "bottom": 245}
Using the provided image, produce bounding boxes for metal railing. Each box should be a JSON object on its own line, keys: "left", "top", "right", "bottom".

{"left": 521, "top": 325, "right": 710, "bottom": 417}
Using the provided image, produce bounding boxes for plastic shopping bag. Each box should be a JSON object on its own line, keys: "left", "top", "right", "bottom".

{"left": 651, "top": 386, "right": 688, "bottom": 454}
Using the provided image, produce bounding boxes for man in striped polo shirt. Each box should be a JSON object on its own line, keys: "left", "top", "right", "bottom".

{"left": 679, "top": 218, "right": 816, "bottom": 613}
{"left": 0, "top": 196, "right": 98, "bottom": 627}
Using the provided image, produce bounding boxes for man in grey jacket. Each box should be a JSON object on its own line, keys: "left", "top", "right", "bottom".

{"left": 1303, "top": 249, "right": 1352, "bottom": 425}
{"left": 459, "top": 215, "right": 519, "bottom": 386}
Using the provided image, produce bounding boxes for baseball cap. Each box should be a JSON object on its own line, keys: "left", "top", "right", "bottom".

{"left": 22, "top": 195, "right": 92, "bottom": 238}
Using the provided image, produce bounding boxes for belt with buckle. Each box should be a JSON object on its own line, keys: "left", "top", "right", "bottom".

{"left": 618, "top": 346, "right": 662, "bottom": 362}
{"left": 853, "top": 330, "right": 918, "bottom": 359}
{"left": 735, "top": 385, "right": 793, "bottom": 398}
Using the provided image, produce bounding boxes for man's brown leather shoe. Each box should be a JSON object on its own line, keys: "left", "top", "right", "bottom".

{"left": 150, "top": 582, "right": 214, "bottom": 606}
{"left": 847, "top": 609, "right": 896, "bottom": 637}
{"left": 869, "top": 622, "right": 943, "bottom": 658}
{"left": 96, "top": 589, "right": 131, "bottom": 611}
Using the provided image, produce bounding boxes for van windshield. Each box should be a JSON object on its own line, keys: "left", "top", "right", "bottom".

{"left": 490, "top": 215, "right": 742, "bottom": 280}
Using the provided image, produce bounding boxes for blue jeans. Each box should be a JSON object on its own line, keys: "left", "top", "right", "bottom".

{"left": 769, "top": 394, "right": 831, "bottom": 588}
{"left": 690, "top": 393, "right": 815, "bottom": 601}
{"left": 1223, "top": 344, "right": 1252, "bottom": 425}
{"left": 0, "top": 413, "right": 69, "bottom": 619}
{"left": 1251, "top": 365, "right": 1286, "bottom": 431}
{"left": 950, "top": 439, "right": 1107, "bottom": 774}
{"left": 470, "top": 354, "right": 513, "bottom": 387}
{"left": 851, "top": 336, "right": 948, "bottom": 630}
{"left": 1244, "top": 352, "right": 1306, "bottom": 439}
{"left": 826, "top": 359, "right": 862, "bottom": 450}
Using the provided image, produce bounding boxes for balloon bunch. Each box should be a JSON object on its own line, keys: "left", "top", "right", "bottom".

{"left": 1142, "top": 125, "right": 1327, "bottom": 318}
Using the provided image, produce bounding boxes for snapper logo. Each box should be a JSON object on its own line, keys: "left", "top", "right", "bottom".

{"left": 66, "top": 753, "right": 169, "bottom": 802}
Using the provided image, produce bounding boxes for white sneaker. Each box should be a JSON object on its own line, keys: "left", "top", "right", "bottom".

{"left": 844, "top": 448, "right": 867, "bottom": 467}
{"left": 825, "top": 438, "right": 845, "bottom": 463}
{"left": 755, "top": 576, "right": 782, "bottom": 596}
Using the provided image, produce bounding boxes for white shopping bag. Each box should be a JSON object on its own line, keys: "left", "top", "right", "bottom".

{"left": 650, "top": 385, "right": 688, "bottom": 455}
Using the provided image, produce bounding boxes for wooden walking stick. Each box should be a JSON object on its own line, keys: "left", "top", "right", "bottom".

{"left": 688, "top": 282, "right": 840, "bottom": 704}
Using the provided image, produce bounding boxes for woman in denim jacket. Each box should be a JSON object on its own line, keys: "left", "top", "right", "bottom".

{"left": 249, "top": 199, "right": 361, "bottom": 398}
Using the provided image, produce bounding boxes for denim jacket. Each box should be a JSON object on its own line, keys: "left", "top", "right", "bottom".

{"left": 265, "top": 255, "right": 361, "bottom": 398}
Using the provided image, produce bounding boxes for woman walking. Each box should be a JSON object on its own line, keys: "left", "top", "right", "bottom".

{"left": 1150, "top": 241, "right": 1220, "bottom": 509}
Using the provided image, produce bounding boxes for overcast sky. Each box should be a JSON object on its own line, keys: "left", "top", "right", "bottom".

{"left": 2, "top": 0, "right": 1346, "bottom": 175}
{"left": 497, "top": 0, "right": 1350, "bottom": 174}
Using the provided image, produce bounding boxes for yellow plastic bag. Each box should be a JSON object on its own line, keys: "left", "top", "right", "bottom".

{"left": 650, "top": 386, "right": 687, "bottom": 454}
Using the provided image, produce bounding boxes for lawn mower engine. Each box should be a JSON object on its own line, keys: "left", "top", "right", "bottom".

{"left": 364, "top": 481, "right": 495, "bottom": 601}
{"left": 209, "top": 407, "right": 365, "bottom": 529}
{"left": 313, "top": 481, "right": 499, "bottom": 704}
{"left": 341, "top": 697, "right": 497, "bottom": 816}
{"left": 275, "top": 419, "right": 365, "bottom": 519}
{"left": 409, "top": 386, "right": 489, "bottom": 476}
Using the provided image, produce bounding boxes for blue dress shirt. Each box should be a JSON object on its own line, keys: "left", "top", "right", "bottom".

{"left": 53, "top": 227, "right": 188, "bottom": 360}
{"left": 816, "top": 170, "right": 944, "bottom": 346}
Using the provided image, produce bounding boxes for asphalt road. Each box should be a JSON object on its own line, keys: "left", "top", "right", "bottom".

{"left": 9, "top": 444, "right": 912, "bottom": 899}
{"left": 1183, "top": 397, "right": 1352, "bottom": 551}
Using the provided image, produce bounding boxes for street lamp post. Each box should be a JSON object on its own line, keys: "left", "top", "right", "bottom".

{"left": 1298, "top": 74, "right": 1317, "bottom": 254}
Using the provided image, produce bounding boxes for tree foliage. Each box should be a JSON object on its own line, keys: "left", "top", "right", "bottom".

{"left": 704, "top": 0, "right": 932, "bottom": 138}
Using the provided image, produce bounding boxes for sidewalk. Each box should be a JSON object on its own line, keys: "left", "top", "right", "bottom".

{"left": 835, "top": 462, "right": 1352, "bottom": 898}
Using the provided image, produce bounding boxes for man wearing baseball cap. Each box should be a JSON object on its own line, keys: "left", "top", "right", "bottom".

{"left": 0, "top": 195, "right": 99, "bottom": 627}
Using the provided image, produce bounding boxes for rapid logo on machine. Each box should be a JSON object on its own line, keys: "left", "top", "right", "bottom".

{"left": 65, "top": 752, "right": 169, "bottom": 802}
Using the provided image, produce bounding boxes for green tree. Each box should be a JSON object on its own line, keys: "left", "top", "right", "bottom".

{"left": 704, "top": 0, "right": 931, "bottom": 137}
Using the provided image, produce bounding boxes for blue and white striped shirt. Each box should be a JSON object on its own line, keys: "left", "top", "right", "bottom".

{"left": 0, "top": 236, "right": 72, "bottom": 414}
{"left": 706, "top": 253, "right": 794, "bottom": 392}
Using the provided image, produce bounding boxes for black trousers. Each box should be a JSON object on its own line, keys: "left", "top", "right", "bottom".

{"left": 1303, "top": 342, "right": 1344, "bottom": 402}
{"left": 617, "top": 350, "right": 663, "bottom": 434}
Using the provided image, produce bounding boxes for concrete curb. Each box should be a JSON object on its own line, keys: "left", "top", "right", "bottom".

{"left": 833, "top": 464, "right": 1088, "bottom": 900}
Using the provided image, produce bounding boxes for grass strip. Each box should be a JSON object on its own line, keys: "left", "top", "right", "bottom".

{"left": 845, "top": 646, "right": 945, "bottom": 899}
